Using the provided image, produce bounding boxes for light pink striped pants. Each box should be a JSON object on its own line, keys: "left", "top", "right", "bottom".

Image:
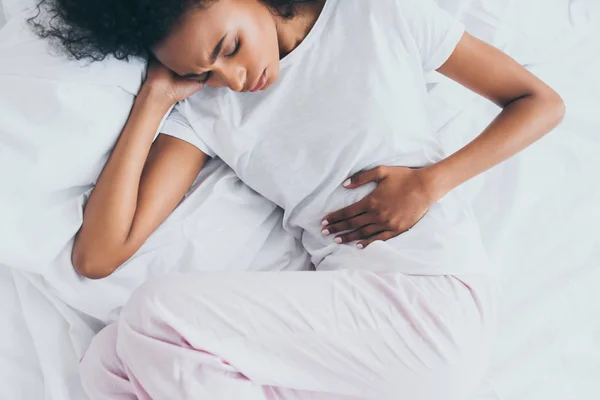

{"left": 80, "top": 271, "right": 494, "bottom": 399}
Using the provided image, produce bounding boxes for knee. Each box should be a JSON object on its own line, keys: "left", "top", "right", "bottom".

{"left": 120, "top": 276, "right": 176, "bottom": 329}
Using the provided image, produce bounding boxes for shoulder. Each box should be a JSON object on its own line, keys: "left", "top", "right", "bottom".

{"left": 179, "top": 86, "right": 227, "bottom": 121}
{"left": 335, "top": 0, "right": 428, "bottom": 34}
{"left": 188, "top": 86, "right": 226, "bottom": 104}
{"left": 356, "top": 0, "right": 451, "bottom": 23}
{"left": 357, "top": 0, "right": 416, "bottom": 16}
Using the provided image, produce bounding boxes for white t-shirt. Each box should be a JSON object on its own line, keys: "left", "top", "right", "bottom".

{"left": 163, "top": 0, "right": 489, "bottom": 276}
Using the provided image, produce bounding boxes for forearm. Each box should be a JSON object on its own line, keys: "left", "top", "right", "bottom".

{"left": 424, "top": 90, "right": 565, "bottom": 200}
{"left": 74, "top": 88, "right": 172, "bottom": 273}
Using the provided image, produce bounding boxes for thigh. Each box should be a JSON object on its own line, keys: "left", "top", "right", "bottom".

{"left": 117, "top": 271, "right": 493, "bottom": 399}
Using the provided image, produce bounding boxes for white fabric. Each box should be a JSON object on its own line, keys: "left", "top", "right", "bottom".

{"left": 1, "top": 1, "right": 600, "bottom": 399}
{"left": 494, "top": 0, "right": 600, "bottom": 65}
{"left": 163, "top": 0, "right": 488, "bottom": 277}
{"left": 41, "top": 159, "right": 311, "bottom": 323}
{"left": 0, "top": 14, "right": 146, "bottom": 273}
{"left": 0, "top": 10, "right": 310, "bottom": 315}
{"left": 0, "top": 160, "right": 312, "bottom": 400}
{"left": 81, "top": 272, "right": 494, "bottom": 400}
{"left": 0, "top": 266, "right": 44, "bottom": 400}
{"left": 424, "top": 28, "right": 600, "bottom": 398}
{"left": 0, "top": 8, "right": 311, "bottom": 399}
{"left": 1, "top": 0, "right": 22, "bottom": 20}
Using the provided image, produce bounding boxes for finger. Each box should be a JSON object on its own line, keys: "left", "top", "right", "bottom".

{"left": 343, "top": 166, "right": 388, "bottom": 189}
{"left": 337, "top": 224, "right": 384, "bottom": 244}
{"left": 322, "top": 200, "right": 369, "bottom": 226}
{"left": 185, "top": 80, "right": 205, "bottom": 93}
{"left": 357, "top": 231, "right": 399, "bottom": 249}
{"left": 323, "top": 213, "right": 375, "bottom": 236}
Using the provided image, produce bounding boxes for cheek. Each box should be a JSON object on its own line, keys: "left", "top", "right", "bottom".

{"left": 262, "top": 20, "right": 280, "bottom": 55}
{"left": 237, "top": 36, "right": 268, "bottom": 70}
{"left": 241, "top": 13, "right": 278, "bottom": 60}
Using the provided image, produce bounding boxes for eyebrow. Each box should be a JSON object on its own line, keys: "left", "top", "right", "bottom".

{"left": 180, "top": 34, "right": 226, "bottom": 79}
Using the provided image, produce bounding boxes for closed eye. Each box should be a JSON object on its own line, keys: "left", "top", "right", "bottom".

{"left": 225, "top": 38, "right": 240, "bottom": 58}
{"left": 197, "top": 71, "right": 212, "bottom": 83}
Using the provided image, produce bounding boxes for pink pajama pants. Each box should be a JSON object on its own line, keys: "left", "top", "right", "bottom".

{"left": 80, "top": 271, "right": 494, "bottom": 399}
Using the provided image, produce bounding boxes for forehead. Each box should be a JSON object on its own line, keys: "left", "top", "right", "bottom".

{"left": 153, "top": 2, "right": 233, "bottom": 74}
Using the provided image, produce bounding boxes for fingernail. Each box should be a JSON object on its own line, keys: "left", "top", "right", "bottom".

{"left": 335, "top": 237, "right": 343, "bottom": 244}
{"left": 322, "top": 229, "right": 330, "bottom": 236}
{"left": 322, "top": 220, "right": 329, "bottom": 226}
{"left": 357, "top": 243, "right": 364, "bottom": 249}
{"left": 343, "top": 179, "right": 351, "bottom": 187}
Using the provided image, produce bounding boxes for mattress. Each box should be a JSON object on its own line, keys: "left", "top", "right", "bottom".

{"left": 1, "top": 2, "right": 599, "bottom": 400}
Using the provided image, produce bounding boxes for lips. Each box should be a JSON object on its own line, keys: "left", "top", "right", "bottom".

{"left": 249, "top": 69, "right": 268, "bottom": 92}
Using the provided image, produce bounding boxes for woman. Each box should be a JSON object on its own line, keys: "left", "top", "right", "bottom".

{"left": 32, "top": 0, "right": 564, "bottom": 398}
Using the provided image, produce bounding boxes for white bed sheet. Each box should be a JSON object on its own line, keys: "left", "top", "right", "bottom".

{"left": 0, "top": 266, "right": 44, "bottom": 400}
{"left": 436, "top": 59, "right": 600, "bottom": 399}
{"left": 2, "top": 3, "right": 600, "bottom": 400}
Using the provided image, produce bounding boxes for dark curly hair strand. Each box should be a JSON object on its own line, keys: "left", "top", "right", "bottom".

{"left": 29, "top": 0, "right": 318, "bottom": 61}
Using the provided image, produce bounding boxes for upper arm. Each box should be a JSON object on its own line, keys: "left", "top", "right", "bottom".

{"left": 436, "top": 33, "right": 563, "bottom": 108}
{"left": 124, "top": 134, "right": 208, "bottom": 251}
{"left": 396, "top": 0, "right": 562, "bottom": 109}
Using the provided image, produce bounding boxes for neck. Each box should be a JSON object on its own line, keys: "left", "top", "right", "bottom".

{"left": 274, "top": 1, "right": 326, "bottom": 58}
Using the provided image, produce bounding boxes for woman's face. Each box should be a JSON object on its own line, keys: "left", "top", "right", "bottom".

{"left": 154, "top": 0, "right": 280, "bottom": 92}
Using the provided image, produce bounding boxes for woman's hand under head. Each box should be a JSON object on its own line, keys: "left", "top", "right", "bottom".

{"left": 322, "top": 166, "right": 439, "bottom": 248}
{"left": 144, "top": 61, "right": 205, "bottom": 105}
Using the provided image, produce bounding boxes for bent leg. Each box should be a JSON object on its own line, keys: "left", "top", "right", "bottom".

{"left": 111, "top": 271, "right": 493, "bottom": 400}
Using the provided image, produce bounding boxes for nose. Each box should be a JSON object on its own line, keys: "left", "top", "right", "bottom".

{"left": 223, "top": 64, "right": 247, "bottom": 92}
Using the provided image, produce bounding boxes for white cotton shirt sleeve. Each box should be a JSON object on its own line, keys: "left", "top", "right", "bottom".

{"left": 161, "top": 105, "right": 216, "bottom": 157}
{"left": 398, "top": 0, "right": 465, "bottom": 72}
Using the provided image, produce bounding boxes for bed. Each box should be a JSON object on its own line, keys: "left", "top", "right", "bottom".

{"left": 1, "top": 1, "right": 599, "bottom": 399}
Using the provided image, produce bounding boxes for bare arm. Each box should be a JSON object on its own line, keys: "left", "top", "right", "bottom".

{"left": 424, "top": 32, "right": 566, "bottom": 198}
{"left": 323, "top": 33, "right": 566, "bottom": 247}
{"left": 73, "top": 65, "right": 206, "bottom": 279}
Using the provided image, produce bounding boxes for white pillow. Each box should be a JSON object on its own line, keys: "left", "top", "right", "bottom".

{"left": 2, "top": 0, "right": 31, "bottom": 20}
{"left": 0, "top": 8, "right": 311, "bottom": 295}
{"left": 0, "top": 13, "right": 146, "bottom": 272}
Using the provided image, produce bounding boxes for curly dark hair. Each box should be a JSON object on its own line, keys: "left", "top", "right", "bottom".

{"left": 29, "top": 0, "right": 318, "bottom": 61}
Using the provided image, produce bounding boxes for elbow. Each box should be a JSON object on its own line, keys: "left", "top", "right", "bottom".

{"left": 537, "top": 86, "right": 566, "bottom": 127}
{"left": 548, "top": 90, "right": 566, "bottom": 126}
{"left": 72, "top": 245, "right": 122, "bottom": 280}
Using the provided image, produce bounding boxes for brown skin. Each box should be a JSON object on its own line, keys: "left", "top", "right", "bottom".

{"left": 72, "top": 75, "right": 207, "bottom": 279}
{"left": 73, "top": 0, "right": 325, "bottom": 278}
{"left": 73, "top": 0, "right": 564, "bottom": 279}
{"left": 153, "top": 0, "right": 326, "bottom": 91}
{"left": 323, "top": 33, "right": 566, "bottom": 247}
